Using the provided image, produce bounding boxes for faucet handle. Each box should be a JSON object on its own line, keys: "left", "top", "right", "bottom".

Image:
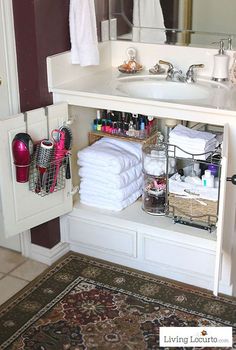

{"left": 186, "top": 64, "right": 205, "bottom": 83}
{"left": 187, "top": 63, "right": 204, "bottom": 71}
{"left": 159, "top": 60, "right": 174, "bottom": 71}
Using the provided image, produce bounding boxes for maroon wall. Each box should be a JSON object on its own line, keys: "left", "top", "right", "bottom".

{"left": 13, "top": 0, "right": 70, "bottom": 112}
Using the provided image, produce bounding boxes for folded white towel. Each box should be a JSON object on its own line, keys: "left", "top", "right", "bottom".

{"left": 69, "top": 0, "right": 99, "bottom": 66}
{"left": 80, "top": 188, "right": 142, "bottom": 211}
{"left": 78, "top": 163, "right": 142, "bottom": 189}
{"left": 169, "top": 143, "right": 216, "bottom": 160}
{"left": 80, "top": 176, "right": 143, "bottom": 201}
{"left": 95, "top": 137, "right": 143, "bottom": 159}
{"left": 169, "top": 177, "right": 218, "bottom": 201}
{"left": 78, "top": 138, "right": 142, "bottom": 174}
{"left": 169, "top": 138, "right": 217, "bottom": 151}
{"left": 169, "top": 125, "right": 216, "bottom": 147}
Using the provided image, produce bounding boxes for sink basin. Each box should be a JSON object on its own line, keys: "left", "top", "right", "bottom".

{"left": 116, "top": 76, "right": 228, "bottom": 101}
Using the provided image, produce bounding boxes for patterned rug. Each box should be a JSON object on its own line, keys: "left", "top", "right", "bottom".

{"left": 0, "top": 252, "right": 235, "bottom": 350}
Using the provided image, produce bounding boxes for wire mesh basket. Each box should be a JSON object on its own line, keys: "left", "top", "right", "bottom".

{"left": 29, "top": 154, "right": 69, "bottom": 197}
{"left": 168, "top": 193, "right": 218, "bottom": 225}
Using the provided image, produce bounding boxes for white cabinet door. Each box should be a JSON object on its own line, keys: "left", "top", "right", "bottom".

{"left": 0, "top": 102, "right": 73, "bottom": 237}
{"left": 213, "top": 123, "right": 229, "bottom": 296}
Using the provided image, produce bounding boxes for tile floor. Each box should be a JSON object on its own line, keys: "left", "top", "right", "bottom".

{"left": 0, "top": 247, "right": 48, "bottom": 305}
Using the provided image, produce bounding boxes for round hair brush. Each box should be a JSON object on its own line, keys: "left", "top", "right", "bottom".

{"left": 49, "top": 129, "right": 66, "bottom": 193}
{"left": 59, "top": 125, "right": 73, "bottom": 179}
{"left": 35, "top": 139, "right": 54, "bottom": 193}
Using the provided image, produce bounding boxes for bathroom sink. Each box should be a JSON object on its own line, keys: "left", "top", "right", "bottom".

{"left": 116, "top": 76, "right": 228, "bottom": 101}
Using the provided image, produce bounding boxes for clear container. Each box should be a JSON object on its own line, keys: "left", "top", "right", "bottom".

{"left": 142, "top": 143, "right": 167, "bottom": 215}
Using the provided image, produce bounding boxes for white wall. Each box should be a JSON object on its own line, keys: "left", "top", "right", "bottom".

{"left": 191, "top": 0, "right": 236, "bottom": 48}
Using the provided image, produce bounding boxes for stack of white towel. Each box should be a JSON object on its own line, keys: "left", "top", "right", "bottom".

{"left": 169, "top": 124, "right": 217, "bottom": 160}
{"left": 77, "top": 138, "right": 143, "bottom": 211}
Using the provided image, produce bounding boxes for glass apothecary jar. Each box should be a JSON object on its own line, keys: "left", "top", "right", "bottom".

{"left": 142, "top": 143, "right": 168, "bottom": 215}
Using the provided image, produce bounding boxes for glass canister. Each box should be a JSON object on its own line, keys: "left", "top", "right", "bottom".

{"left": 142, "top": 143, "right": 167, "bottom": 215}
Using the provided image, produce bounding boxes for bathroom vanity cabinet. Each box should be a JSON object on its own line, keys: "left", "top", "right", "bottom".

{"left": 0, "top": 41, "right": 235, "bottom": 296}
{"left": 46, "top": 41, "right": 236, "bottom": 296}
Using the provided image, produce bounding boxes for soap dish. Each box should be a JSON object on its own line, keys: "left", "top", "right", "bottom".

{"left": 149, "top": 64, "right": 165, "bottom": 75}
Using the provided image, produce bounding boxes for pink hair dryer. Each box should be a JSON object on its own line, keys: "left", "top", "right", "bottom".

{"left": 12, "top": 133, "right": 33, "bottom": 183}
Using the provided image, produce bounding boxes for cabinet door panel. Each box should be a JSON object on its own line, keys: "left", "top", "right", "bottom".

{"left": 0, "top": 102, "right": 73, "bottom": 238}
{"left": 214, "top": 123, "right": 229, "bottom": 295}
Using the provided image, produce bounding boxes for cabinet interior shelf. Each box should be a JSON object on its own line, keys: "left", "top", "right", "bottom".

{"left": 73, "top": 197, "right": 217, "bottom": 242}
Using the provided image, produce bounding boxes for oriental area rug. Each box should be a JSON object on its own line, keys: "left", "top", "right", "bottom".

{"left": 0, "top": 252, "right": 235, "bottom": 350}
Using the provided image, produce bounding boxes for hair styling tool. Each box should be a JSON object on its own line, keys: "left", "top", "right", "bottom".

{"left": 12, "top": 133, "right": 33, "bottom": 183}
{"left": 59, "top": 125, "right": 73, "bottom": 179}
{"left": 35, "top": 139, "right": 54, "bottom": 193}
{"left": 49, "top": 129, "right": 66, "bottom": 193}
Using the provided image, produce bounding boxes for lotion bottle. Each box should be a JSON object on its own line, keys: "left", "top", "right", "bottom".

{"left": 202, "top": 170, "right": 214, "bottom": 188}
{"left": 212, "top": 40, "right": 229, "bottom": 82}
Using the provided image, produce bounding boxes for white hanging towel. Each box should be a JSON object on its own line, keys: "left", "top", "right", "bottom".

{"left": 133, "top": 0, "right": 166, "bottom": 43}
{"left": 69, "top": 0, "right": 99, "bottom": 66}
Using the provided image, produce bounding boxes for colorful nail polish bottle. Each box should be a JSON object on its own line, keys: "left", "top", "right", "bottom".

{"left": 97, "top": 119, "right": 102, "bottom": 131}
{"left": 93, "top": 119, "right": 98, "bottom": 131}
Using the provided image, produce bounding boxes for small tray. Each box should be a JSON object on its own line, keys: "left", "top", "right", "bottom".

{"left": 118, "top": 64, "right": 143, "bottom": 74}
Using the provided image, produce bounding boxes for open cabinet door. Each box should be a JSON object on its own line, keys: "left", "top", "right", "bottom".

{"left": 0, "top": 102, "right": 73, "bottom": 237}
{"left": 213, "top": 123, "right": 229, "bottom": 296}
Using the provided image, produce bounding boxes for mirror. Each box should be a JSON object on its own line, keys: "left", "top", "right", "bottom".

{"left": 109, "top": 0, "right": 236, "bottom": 49}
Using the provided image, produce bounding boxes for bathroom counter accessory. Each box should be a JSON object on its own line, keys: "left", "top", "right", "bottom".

{"left": 212, "top": 40, "right": 229, "bottom": 82}
{"left": 118, "top": 46, "right": 143, "bottom": 74}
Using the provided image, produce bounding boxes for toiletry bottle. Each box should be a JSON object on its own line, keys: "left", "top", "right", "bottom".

{"left": 192, "top": 163, "right": 201, "bottom": 177}
{"left": 202, "top": 170, "right": 214, "bottom": 188}
{"left": 207, "top": 164, "right": 218, "bottom": 177}
{"left": 212, "top": 40, "right": 229, "bottom": 82}
{"left": 139, "top": 117, "right": 146, "bottom": 139}
{"left": 96, "top": 109, "right": 101, "bottom": 120}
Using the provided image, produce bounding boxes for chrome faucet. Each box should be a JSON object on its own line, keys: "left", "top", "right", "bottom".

{"left": 159, "top": 60, "right": 185, "bottom": 82}
{"left": 159, "top": 60, "right": 204, "bottom": 83}
{"left": 185, "top": 64, "right": 205, "bottom": 83}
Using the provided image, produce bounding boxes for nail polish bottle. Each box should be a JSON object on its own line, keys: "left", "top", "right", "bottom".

{"left": 117, "top": 121, "right": 122, "bottom": 135}
{"left": 101, "top": 120, "right": 106, "bottom": 132}
{"left": 96, "top": 110, "right": 101, "bottom": 120}
{"left": 147, "top": 116, "right": 154, "bottom": 135}
{"left": 127, "top": 120, "right": 135, "bottom": 137}
{"left": 133, "top": 118, "right": 140, "bottom": 138}
{"left": 102, "top": 109, "right": 107, "bottom": 119}
{"left": 97, "top": 119, "right": 102, "bottom": 131}
{"left": 124, "top": 123, "right": 129, "bottom": 136}
{"left": 107, "top": 121, "right": 112, "bottom": 134}
{"left": 139, "top": 119, "right": 146, "bottom": 139}
{"left": 112, "top": 122, "right": 118, "bottom": 134}
{"left": 93, "top": 119, "right": 98, "bottom": 131}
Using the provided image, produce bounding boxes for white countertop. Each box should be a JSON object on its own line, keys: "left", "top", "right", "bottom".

{"left": 52, "top": 67, "right": 235, "bottom": 110}
{"left": 47, "top": 43, "right": 236, "bottom": 125}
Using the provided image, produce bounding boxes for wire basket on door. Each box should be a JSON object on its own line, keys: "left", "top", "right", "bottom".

{"left": 29, "top": 153, "right": 68, "bottom": 197}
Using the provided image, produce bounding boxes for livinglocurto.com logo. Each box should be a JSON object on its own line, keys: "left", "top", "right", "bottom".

{"left": 159, "top": 327, "right": 232, "bottom": 347}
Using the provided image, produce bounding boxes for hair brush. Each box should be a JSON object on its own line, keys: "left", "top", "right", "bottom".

{"left": 59, "top": 125, "right": 73, "bottom": 179}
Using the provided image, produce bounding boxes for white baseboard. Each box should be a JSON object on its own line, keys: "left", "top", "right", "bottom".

{"left": 20, "top": 226, "right": 70, "bottom": 265}
{"left": 28, "top": 241, "right": 70, "bottom": 265}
